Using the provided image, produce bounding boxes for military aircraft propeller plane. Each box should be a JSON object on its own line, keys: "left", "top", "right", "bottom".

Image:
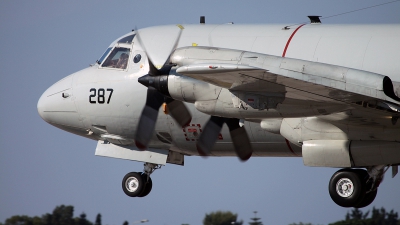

{"left": 37, "top": 16, "right": 400, "bottom": 208}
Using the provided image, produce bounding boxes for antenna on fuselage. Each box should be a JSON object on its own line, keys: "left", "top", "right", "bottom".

{"left": 308, "top": 15, "right": 322, "bottom": 24}
{"left": 200, "top": 16, "right": 205, "bottom": 24}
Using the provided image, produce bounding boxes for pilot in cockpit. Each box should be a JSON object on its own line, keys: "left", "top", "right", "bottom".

{"left": 101, "top": 47, "right": 130, "bottom": 69}
{"left": 97, "top": 33, "right": 134, "bottom": 70}
{"left": 116, "top": 53, "right": 128, "bottom": 69}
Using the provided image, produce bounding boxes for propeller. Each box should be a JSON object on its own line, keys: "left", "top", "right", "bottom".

{"left": 134, "top": 26, "right": 191, "bottom": 150}
{"left": 134, "top": 25, "right": 252, "bottom": 161}
{"left": 197, "top": 116, "right": 253, "bottom": 161}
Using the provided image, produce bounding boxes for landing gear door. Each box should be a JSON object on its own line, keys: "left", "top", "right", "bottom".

{"left": 166, "top": 151, "right": 184, "bottom": 166}
{"left": 95, "top": 141, "right": 168, "bottom": 165}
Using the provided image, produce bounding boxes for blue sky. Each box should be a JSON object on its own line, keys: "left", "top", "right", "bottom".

{"left": 1, "top": 1, "right": 399, "bottom": 225}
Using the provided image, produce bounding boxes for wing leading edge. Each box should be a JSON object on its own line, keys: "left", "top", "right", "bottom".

{"left": 171, "top": 46, "right": 400, "bottom": 110}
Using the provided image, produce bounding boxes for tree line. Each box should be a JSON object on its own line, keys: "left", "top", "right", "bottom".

{"left": 203, "top": 208, "right": 400, "bottom": 225}
{"left": 0, "top": 205, "right": 129, "bottom": 225}
{"left": 2, "top": 205, "right": 399, "bottom": 225}
{"left": 329, "top": 207, "right": 400, "bottom": 225}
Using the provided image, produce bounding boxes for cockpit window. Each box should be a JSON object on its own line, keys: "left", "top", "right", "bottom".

{"left": 101, "top": 47, "right": 130, "bottom": 69}
{"left": 97, "top": 47, "right": 112, "bottom": 64}
{"left": 118, "top": 34, "right": 135, "bottom": 44}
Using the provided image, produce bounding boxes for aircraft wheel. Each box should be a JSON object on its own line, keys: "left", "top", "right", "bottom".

{"left": 353, "top": 169, "right": 377, "bottom": 208}
{"left": 355, "top": 188, "right": 378, "bottom": 208}
{"left": 138, "top": 173, "right": 153, "bottom": 197}
{"left": 122, "top": 172, "right": 144, "bottom": 197}
{"left": 329, "top": 169, "right": 366, "bottom": 207}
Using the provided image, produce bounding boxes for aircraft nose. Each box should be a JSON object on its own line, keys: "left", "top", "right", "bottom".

{"left": 37, "top": 74, "right": 77, "bottom": 124}
{"left": 37, "top": 93, "right": 48, "bottom": 122}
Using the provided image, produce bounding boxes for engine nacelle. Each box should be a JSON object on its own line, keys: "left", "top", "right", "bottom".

{"left": 138, "top": 69, "right": 222, "bottom": 103}
{"left": 167, "top": 70, "right": 222, "bottom": 103}
{"left": 168, "top": 72, "right": 348, "bottom": 119}
{"left": 261, "top": 116, "right": 400, "bottom": 167}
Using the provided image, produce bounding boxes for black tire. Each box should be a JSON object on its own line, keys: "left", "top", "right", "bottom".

{"left": 354, "top": 169, "right": 369, "bottom": 181}
{"left": 122, "top": 172, "right": 144, "bottom": 197}
{"left": 329, "top": 169, "right": 366, "bottom": 207}
{"left": 352, "top": 169, "right": 377, "bottom": 208}
{"left": 138, "top": 173, "right": 153, "bottom": 197}
{"left": 355, "top": 188, "right": 378, "bottom": 208}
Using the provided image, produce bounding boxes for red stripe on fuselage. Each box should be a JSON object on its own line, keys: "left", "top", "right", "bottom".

{"left": 285, "top": 139, "right": 298, "bottom": 156}
{"left": 282, "top": 24, "right": 305, "bottom": 57}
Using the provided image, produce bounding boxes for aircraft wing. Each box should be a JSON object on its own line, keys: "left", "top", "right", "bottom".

{"left": 171, "top": 46, "right": 400, "bottom": 124}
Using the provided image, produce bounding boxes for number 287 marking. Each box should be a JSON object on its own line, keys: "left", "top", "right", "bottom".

{"left": 89, "top": 88, "right": 113, "bottom": 104}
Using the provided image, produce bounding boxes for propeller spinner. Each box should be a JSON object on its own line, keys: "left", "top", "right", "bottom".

{"left": 134, "top": 26, "right": 191, "bottom": 150}
{"left": 134, "top": 25, "right": 253, "bottom": 161}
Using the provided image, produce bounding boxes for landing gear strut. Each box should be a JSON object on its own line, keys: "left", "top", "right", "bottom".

{"left": 122, "top": 163, "right": 161, "bottom": 197}
{"left": 329, "top": 166, "right": 386, "bottom": 208}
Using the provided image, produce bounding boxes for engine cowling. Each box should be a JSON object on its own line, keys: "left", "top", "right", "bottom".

{"left": 167, "top": 70, "right": 222, "bottom": 103}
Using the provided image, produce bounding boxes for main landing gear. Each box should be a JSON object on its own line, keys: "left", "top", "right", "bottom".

{"left": 122, "top": 163, "right": 161, "bottom": 197}
{"left": 329, "top": 166, "right": 387, "bottom": 208}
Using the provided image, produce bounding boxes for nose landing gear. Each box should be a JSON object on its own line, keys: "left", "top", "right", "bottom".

{"left": 329, "top": 166, "right": 387, "bottom": 208}
{"left": 122, "top": 163, "right": 160, "bottom": 197}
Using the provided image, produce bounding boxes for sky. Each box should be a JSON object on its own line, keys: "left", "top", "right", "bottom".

{"left": 1, "top": 1, "right": 400, "bottom": 225}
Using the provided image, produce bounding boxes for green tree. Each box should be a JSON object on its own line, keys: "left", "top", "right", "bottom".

{"left": 94, "top": 214, "right": 101, "bottom": 225}
{"left": 51, "top": 205, "right": 75, "bottom": 225}
{"left": 1, "top": 205, "right": 107, "bottom": 225}
{"left": 249, "top": 211, "right": 262, "bottom": 225}
{"left": 368, "top": 207, "right": 399, "bottom": 225}
{"left": 4, "top": 215, "right": 42, "bottom": 225}
{"left": 31, "top": 217, "right": 42, "bottom": 225}
{"left": 203, "top": 211, "right": 243, "bottom": 225}
{"left": 329, "top": 207, "right": 400, "bottom": 225}
{"left": 41, "top": 213, "right": 52, "bottom": 225}
{"left": 76, "top": 213, "right": 93, "bottom": 225}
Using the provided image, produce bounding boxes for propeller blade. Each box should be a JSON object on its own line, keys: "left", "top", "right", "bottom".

{"left": 196, "top": 116, "right": 225, "bottom": 156}
{"left": 135, "top": 25, "right": 190, "bottom": 150}
{"left": 166, "top": 98, "right": 192, "bottom": 127}
{"left": 135, "top": 28, "right": 162, "bottom": 77}
{"left": 134, "top": 26, "right": 149, "bottom": 59}
{"left": 134, "top": 87, "right": 164, "bottom": 150}
{"left": 136, "top": 28, "right": 175, "bottom": 77}
{"left": 148, "top": 58, "right": 161, "bottom": 76}
{"left": 134, "top": 25, "right": 184, "bottom": 69}
{"left": 170, "top": 25, "right": 184, "bottom": 56}
{"left": 225, "top": 118, "right": 253, "bottom": 161}
{"left": 197, "top": 117, "right": 253, "bottom": 160}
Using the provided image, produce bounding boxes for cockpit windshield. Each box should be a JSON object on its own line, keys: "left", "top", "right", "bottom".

{"left": 97, "top": 47, "right": 112, "bottom": 64}
{"left": 101, "top": 47, "right": 130, "bottom": 69}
